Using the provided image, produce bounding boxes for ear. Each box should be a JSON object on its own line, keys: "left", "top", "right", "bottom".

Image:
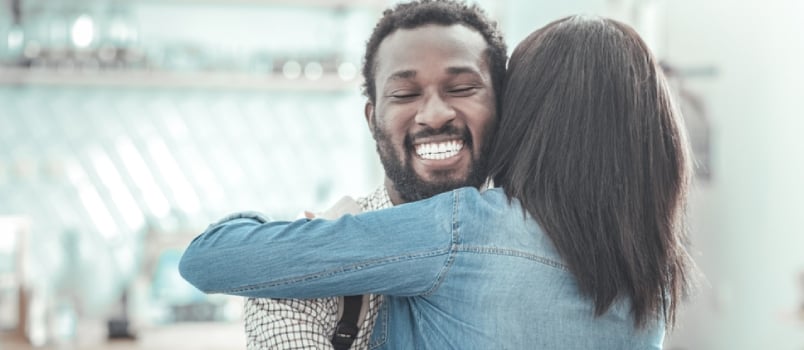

{"left": 364, "top": 102, "right": 377, "bottom": 137}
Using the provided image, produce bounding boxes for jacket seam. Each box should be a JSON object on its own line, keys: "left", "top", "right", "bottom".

{"left": 421, "top": 189, "right": 461, "bottom": 297}
{"left": 368, "top": 298, "right": 388, "bottom": 349}
{"left": 456, "top": 245, "right": 570, "bottom": 272}
{"left": 215, "top": 248, "right": 450, "bottom": 294}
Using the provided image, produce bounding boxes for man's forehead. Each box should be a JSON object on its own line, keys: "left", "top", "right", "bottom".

{"left": 374, "top": 24, "right": 490, "bottom": 81}
{"left": 385, "top": 66, "right": 484, "bottom": 82}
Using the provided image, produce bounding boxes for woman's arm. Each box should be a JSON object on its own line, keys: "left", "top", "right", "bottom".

{"left": 178, "top": 189, "right": 460, "bottom": 298}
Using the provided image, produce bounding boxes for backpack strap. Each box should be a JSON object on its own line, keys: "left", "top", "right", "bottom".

{"left": 331, "top": 295, "right": 363, "bottom": 350}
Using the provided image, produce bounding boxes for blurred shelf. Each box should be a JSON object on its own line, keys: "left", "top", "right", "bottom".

{"left": 0, "top": 67, "right": 362, "bottom": 91}
{"left": 141, "top": 0, "right": 385, "bottom": 9}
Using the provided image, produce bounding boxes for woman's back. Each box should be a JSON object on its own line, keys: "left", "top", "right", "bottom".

{"left": 369, "top": 188, "right": 665, "bottom": 349}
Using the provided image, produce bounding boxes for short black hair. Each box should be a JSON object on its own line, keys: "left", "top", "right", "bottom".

{"left": 361, "top": 0, "right": 507, "bottom": 106}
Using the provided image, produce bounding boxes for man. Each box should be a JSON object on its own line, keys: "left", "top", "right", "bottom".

{"left": 187, "top": 1, "right": 507, "bottom": 348}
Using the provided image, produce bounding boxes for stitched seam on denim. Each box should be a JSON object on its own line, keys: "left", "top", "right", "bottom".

{"left": 218, "top": 249, "right": 450, "bottom": 294}
{"left": 456, "top": 245, "right": 570, "bottom": 272}
{"left": 368, "top": 298, "right": 388, "bottom": 349}
{"left": 422, "top": 189, "right": 461, "bottom": 297}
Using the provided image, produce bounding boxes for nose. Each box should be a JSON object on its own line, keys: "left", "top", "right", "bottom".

{"left": 415, "top": 93, "right": 456, "bottom": 129}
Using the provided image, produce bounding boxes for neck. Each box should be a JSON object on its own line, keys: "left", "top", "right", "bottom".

{"left": 384, "top": 177, "right": 494, "bottom": 206}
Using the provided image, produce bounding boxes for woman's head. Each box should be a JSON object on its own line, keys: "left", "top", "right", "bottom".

{"left": 489, "top": 16, "right": 693, "bottom": 328}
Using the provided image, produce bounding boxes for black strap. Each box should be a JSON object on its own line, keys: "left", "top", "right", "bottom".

{"left": 331, "top": 295, "right": 363, "bottom": 350}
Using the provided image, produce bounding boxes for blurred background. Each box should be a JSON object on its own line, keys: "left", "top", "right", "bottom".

{"left": 0, "top": 0, "right": 801, "bottom": 349}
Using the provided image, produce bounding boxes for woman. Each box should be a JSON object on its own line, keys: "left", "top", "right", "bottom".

{"left": 180, "top": 16, "right": 695, "bottom": 349}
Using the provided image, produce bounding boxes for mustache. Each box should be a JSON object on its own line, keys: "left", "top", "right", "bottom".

{"left": 406, "top": 124, "right": 470, "bottom": 145}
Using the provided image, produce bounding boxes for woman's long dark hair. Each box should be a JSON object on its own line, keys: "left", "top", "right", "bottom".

{"left": 488, "top": 16, "right": 694, "bottom": 328}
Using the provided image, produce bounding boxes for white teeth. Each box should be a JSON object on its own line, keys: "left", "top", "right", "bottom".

{"left": 415, "top": 140, "right": 464, "bottom": 160}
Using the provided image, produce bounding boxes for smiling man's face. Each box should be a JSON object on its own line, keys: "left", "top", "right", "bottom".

{"left": 365, "top": 24, "right": 497, "bottom": 204}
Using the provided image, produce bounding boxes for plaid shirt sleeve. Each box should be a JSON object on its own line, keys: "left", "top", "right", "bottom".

{"left": 244, "top": 297, "right": 338, "bottom": 350}
{"left": 242, "top": 186, "right": 392, "bottom": 350}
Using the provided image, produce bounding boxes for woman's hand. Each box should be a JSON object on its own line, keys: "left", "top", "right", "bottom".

{"left": 304, "top": 196, "right": 362, "bottom": 220}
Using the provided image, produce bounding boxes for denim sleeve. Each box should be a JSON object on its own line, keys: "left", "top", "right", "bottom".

{"left": 178, "top": 189, "right": 462, "bottom": 298}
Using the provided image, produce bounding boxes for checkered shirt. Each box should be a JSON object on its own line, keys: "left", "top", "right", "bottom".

{"left": 244, "top": 186, "right": 392, "bottom": 349}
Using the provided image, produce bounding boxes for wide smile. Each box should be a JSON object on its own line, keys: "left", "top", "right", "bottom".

{"left": 414, "top": 140, "right": 464, "bottom": 160}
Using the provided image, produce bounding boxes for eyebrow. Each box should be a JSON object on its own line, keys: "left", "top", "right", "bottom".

{"left": 388, "top": 70, "right": 417, "bottom": 81}
{"left": 386, "top": 66, "right": 483, "bottom": 82}
{"left": 445, "top": 66, "right": 482, "bottom": 77}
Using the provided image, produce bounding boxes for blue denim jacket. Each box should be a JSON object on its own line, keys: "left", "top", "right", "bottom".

{"left": 180, "top": 187, "right": 664, "bottom": 349}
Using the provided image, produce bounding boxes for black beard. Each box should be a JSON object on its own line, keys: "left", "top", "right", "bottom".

{"left": 373, "top": 123, "right": 490, "bottom": 203}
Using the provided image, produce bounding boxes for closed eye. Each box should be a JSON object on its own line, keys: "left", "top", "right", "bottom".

{"left": 388, "top": 91, "right": 420, "bottom": 100}
{"left": 448, "top": 86, "right": 480, "bottom": 96}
